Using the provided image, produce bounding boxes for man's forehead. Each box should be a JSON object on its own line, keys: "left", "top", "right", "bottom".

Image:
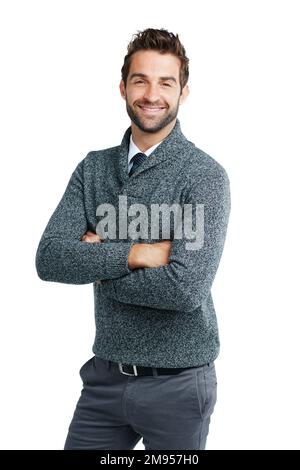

{"left": 129, "top": 50, "right": 180, "bottom": 80}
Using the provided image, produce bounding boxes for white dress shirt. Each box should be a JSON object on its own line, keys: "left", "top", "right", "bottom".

{"left": 128, "top": 133, "right": 162, "bottom": 173}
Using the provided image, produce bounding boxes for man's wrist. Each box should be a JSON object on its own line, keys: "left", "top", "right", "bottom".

{"left": 128, "top": 243, "right": 151, "bottom": 269}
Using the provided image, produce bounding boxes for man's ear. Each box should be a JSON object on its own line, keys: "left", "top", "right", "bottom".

{"left": 119, "top": 79, "right": 126, "bottom": 100}
{"left": 179, "top": 84, "right": 190, "bottom": 105}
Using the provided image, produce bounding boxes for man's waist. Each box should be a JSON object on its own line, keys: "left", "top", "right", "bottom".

{"left": 99, "top": 357, "right": 209, "bottom": 377}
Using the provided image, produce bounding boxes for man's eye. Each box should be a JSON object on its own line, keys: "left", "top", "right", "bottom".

{"left": 162, "top": 83, "right": 171, "bottom": 87}
{"left": 135, "top": 80, "right": 144, "bottom": 84}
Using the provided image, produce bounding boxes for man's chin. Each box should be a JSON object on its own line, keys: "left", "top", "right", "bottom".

{"left": 133, "top": 115, "right": 176, "bottom": 134}
{"left": 135, "top": 123, "right": 166, "bottom": 134}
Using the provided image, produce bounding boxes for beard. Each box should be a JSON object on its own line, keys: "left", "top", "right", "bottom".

{"left": 125, "top": 96, "right": 180, "bottom": 134}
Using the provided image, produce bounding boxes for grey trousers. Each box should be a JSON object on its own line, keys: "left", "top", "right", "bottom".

{"left": 63, "top": 355, "right": 217, "bottom": 450}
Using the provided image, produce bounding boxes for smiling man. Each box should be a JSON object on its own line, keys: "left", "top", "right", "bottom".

{"left": 123, "top": 49, "right": 188, "bottom": 139}
{"left": 35, "top": 28, "right": 231, "bottom": 450}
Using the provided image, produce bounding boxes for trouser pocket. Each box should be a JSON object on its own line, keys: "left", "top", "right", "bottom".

{"left": 79, "top": 356, "right": 95, "bottom": 382}
{"left": 195, "top": 362, "right": 217, "bottom": 419}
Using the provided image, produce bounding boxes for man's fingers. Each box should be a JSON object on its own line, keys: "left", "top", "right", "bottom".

{"left": 83, "top": 237, "right": 101, "bottom": 243}
{"left": 81, "top": 230, "right": 102, "bottom": 243}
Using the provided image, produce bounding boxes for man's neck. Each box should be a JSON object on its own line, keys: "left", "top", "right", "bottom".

{"left": 130, "top": 119, "right": 176, "bottom": 153}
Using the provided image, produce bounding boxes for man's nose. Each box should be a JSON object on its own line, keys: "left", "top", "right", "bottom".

{"left": 143, "top": 84, "right": 160, "bottom": 102}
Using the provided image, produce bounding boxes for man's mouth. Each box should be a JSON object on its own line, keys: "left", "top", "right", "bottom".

{"left": 138, "top": 105, "right": 166, "bottom": 113}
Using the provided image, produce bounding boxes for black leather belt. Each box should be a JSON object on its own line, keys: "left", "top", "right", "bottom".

{"left": 109, "top": 361, "right": 206, "bottom": 377}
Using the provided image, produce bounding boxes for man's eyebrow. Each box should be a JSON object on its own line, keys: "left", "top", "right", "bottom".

{"left": 129, "top": 73, "right": 177, "bottom": 83}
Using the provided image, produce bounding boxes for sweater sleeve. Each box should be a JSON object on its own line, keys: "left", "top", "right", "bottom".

{"left": 100, "top": 166, "right": 231, "bottom": 312}
{"left": 35, "top": 158, "right": 134, "bottom": 284}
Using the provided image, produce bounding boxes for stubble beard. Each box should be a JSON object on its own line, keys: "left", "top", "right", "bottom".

{"left": 125, "top": 96, "right": 180, "bottom": 134}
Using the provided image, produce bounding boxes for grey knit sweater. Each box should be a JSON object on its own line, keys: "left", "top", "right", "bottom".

{"left": 35, "top": 119, "right": 231, "bottom": 367}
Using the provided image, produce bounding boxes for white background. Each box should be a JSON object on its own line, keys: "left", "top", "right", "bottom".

{"left": 0, "top": 0, "right": 299, "bottom": 450}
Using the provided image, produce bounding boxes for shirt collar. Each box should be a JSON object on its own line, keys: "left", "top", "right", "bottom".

{"left": 118, "top": 118, "right": 189, "bottom": 185}
{"left": 128, "top": 133, "right": 162, "bottom": 165}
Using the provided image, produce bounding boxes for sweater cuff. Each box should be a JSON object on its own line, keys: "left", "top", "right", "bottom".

{"left": 103, "top": 240, "right": 135, "bottom": 279}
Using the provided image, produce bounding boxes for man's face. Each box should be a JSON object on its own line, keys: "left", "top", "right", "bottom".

{"left": 120, "top": 50, "right": 189, "bottom": 133}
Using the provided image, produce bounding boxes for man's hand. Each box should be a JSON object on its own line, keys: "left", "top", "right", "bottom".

{"left": 81, "top": 230, "right": 102, "bottom": 243}
{"left": 80, "top": 231, "right": 172, "bottom": 283}
{"left": 128, "top": 240, "right": 172, "bottom": 270}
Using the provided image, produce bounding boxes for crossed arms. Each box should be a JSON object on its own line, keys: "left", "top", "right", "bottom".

{"left": 36, "top": 160, "right": 230, "bottom": 313}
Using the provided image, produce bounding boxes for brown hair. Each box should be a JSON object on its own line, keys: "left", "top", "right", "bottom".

{"left": 121, "top": 28, "right": 189, "bottom": 92}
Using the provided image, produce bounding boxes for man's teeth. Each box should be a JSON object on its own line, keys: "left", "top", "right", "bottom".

{"left": 140, "top": 106, "right": 164, "bottom": 109}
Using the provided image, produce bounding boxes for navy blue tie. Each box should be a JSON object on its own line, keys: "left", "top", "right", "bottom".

{"left": 129, "top": 152, "right": 147, "bottom": 177}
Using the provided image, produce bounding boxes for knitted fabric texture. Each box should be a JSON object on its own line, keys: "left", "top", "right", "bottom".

{"left": 35, "top": 119, "right": 231, "bottom": 367}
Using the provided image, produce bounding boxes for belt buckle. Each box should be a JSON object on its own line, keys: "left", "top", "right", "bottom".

{"left": 118, "top": 363, "right": 138, "bottom": 376}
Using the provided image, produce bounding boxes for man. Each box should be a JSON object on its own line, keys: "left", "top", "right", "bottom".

{"left": 35, "top": 28, "right": 231, "bottom": 450}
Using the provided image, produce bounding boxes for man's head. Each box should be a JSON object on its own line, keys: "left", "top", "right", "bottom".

{"left": 120, "top": 28, "right": 189, "bottom": 134}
